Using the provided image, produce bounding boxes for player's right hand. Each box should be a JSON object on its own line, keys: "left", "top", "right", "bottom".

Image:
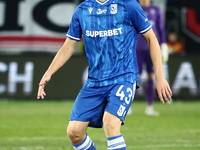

{"left": 155, "top": 76, "right": 172, "bottom": 103}
{"left": 37, "top": 75, "right": 51, "bottom": 99}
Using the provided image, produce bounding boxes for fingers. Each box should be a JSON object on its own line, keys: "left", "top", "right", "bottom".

{"left": 157, "top": 91, "right": 165, "bottom": 104}
{"left": 37, "top": 75, "right": 51, "bottom": 99}
{"left": 166, "top": 86, "right": 172, "bottom": 101}
{"left": 37, "top": 83, "right": 46, "bottom": 99}
{"left": 156, "top": 85, "right": 172, "bottom": 104}
{"left": 37, "top": 88, "right": 46, "bottom": 99}
{"left": 162, "top": 91, "right": 168, "bottom": 103}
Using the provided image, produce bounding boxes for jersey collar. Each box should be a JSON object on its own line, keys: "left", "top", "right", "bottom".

{"left": 96, "top": 0, "right": 109, "bottom": 5}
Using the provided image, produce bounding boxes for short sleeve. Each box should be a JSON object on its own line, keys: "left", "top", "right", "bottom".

{"left": 125, "top": 0, "right": 152, "bottom": 34}
{"left": 66, "top": 6, "right": 82, "bottom": 41}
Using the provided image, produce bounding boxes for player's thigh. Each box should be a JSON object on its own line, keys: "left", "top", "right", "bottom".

{"left": 103, "top": 111, "right": 121, "bottom": 137}
{"left": 103, "top": 111, "right": 121, "bottom": 126}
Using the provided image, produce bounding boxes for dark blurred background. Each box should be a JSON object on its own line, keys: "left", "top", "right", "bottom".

{"left": 0, "top": 0, "right": 199, "bottom": 100}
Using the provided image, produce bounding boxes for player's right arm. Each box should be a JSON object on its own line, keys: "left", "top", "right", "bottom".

{"left": 37, "top": 38, "right": 78, "bottom": 99}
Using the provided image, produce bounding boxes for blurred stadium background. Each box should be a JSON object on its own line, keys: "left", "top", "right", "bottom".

{"left": 0, "top": 0, "right": 200, "bottom": 149}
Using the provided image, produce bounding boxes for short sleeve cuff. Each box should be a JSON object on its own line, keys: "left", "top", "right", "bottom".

{"left": 140, "top": 25, "right": 152, "bottom": 34}
{"left": 66, "top": 34, "right": 81, "bottom": 41}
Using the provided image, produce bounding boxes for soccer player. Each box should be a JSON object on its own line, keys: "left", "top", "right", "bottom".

{"left": 37, "top": 0, "right": 172, "bottom": 149}
{"left": 129, "top": 0, "right": 169, "bottom": 116}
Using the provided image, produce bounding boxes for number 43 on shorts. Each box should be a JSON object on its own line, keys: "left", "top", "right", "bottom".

{"left": 116, "top": 82, "right": 136, "bottom": 105}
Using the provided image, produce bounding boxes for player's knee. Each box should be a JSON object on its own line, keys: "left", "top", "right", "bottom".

{"left": 103, "top": 121, "right": 120, "bottom": 137}
{"left": 103, "top": 113, "right": 121, "bottom": 136}
{"left": 104, "top": 121, "right": 118, "bottom": 136}
{"left": 67, "top": 126, "right": 82, "bottom": 142}
{"left": 104, "top": 121, "right": 115, "bottom": 131}
{"left": 103, "top": 118, "right": 121, "bottom": 137}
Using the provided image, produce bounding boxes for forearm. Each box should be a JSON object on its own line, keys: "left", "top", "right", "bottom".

{"left": 144, "top": 30, "right": 164, "bottom": 80}
{"left": 149, "top": 38, "right": 164, "bottom": 79}
{"left": 44, "top": 38, "right": 77, "bottom": 77}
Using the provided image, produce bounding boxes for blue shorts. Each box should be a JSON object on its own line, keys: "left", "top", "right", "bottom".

{"left": 69, "top": 81, "right": 136, "bottom": 128}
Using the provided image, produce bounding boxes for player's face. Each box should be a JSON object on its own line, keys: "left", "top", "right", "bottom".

{"left": 139, "top": 0, "right": 151, "bottom": 7}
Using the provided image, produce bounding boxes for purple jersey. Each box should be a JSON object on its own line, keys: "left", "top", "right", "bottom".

{"left": 136, "top": 5, "right": 166, "bottom": 51}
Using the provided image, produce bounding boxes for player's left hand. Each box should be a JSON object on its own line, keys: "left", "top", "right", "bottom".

{"left": 155, "top": 77, "right": 172, "bottom": 103}
{"left": 161, "top": 43, "right": 169, "bottom": 63}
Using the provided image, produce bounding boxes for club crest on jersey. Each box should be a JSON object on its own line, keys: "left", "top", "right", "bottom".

{"left": 110, "top": 4, "right": 117, "bottom": 14}
{"left": 88, "top": 7, "right": 93, "bottom": 14}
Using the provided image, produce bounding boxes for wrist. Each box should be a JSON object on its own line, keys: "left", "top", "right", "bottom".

{"left": 155, "top": 73, "right": 165, "bottom": 80}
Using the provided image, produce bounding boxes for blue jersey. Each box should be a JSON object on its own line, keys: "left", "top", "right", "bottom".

{"left": 67, "top": 0, "right": 152, "bottom": 87}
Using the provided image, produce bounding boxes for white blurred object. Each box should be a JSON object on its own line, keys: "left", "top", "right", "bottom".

{"left": 167, "top": 99, "right": 173, "bottom": 104}
{"left": 161, "top": 43, "right": 169, "bottom": 63}
{"left": 127, "top": 107, "right": 132, "bottom": 116}
{"left": 145, "top": 106, "right": 160, "bottom": 116}
{"left": 151, "top": 0, "right": 167, "bottom": 20}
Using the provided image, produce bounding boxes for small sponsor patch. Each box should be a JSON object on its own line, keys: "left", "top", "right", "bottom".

{"left": 117, "top": 105, "right": 126, "bottom": 116}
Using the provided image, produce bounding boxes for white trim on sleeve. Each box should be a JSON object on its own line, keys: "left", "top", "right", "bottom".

{"left": 140, "top": 25, "right": 152, "bottom": 34}
{"left": 66, "top": 34, "right": 81, "bottom": 41}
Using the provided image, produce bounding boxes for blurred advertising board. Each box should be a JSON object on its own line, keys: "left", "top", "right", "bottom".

{"left": 0, "top": 55, "right": 199, "bottom": 100}
{"left": 0, "top": 55, "right": 88, "bottom": 99}
{"left": 0, "top": 0, "right": 200, "bottom": 55}
{"left": 136, "top": 55, "right": 200, "bottom": 100}
{"left": 0, "top": 0, "right": 76, "bottom": 53}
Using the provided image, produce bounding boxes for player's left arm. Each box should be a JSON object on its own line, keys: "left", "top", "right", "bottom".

{"left": 142, "top": 29, "right": 172, "bottom": 103}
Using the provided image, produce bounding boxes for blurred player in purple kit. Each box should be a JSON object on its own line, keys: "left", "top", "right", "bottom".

{"left": 128, "top": 0, "right": 169, "bottom": 116}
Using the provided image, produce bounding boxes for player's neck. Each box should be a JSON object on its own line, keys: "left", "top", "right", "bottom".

{"left": 99, "top": 0, "right": 106, "bottom": 2}
{"left": 140, "top": 2, "right": 151, "bottom": 8}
